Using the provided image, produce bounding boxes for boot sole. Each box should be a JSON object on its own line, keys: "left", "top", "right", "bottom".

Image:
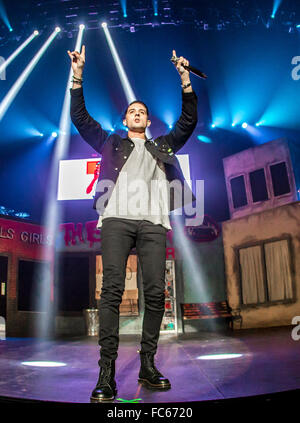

{"left": 138, "top": 378, "right": 171, "bottom": 390}
{"left": 90, "top": 389, "right": 117, "bottom": 403}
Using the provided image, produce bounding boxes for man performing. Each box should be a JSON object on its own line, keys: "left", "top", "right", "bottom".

{"left": 68, "top": 45, "right": 198, "bottom": 402}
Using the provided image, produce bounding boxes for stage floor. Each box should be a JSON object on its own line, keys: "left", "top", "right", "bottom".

{"left": 0, "top": 326, "right": 299, "bottom": 404}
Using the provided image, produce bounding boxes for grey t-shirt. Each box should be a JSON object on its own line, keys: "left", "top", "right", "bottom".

{"left": 97, "top": 137, "right": 171, "bottom": 231}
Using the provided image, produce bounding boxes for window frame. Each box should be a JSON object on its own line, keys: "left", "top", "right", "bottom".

{"left": 235, "top": 235, "right": 296, "bottom": 309}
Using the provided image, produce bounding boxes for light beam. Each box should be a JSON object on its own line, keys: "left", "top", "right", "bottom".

{"left": 0, "top": 28, "right": 59, "bottom": 121}
{"left": 0, "top": 30, "right": 39, "bottom": 76}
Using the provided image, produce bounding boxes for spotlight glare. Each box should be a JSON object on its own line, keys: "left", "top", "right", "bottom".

{"left": 169, "top": 124, "right": 173, "bottom": 129}
{"left": 232, "top": 122, "right": 236, "bottom": 127}
{"left": 34, "top": 30, "right": 39, "bottom": 36}
{"left": 21, "top": 361, "right": 67, "bottom": 367}
{"left": 101, "top": 22, "right": 107, "bottom": 28}
{"left": 197, "top": 354, "right": 243, "bottom": 360}
{"left": 55, "top": 27, "right": 61, "bottom": 32}
{"left": 79, "top": 24, "right": 85, "bottom": 29}
{"left": 0, "top": 28, "right": 60, "bottom": 121}
{"left": 52, "top": 131, "right": 58, "bottom": 138}
{"left": 211, "top": 123, "right": 216, "bottom": 128}
{"left": 242, "top": 122, "right": 248, "bottom": 128}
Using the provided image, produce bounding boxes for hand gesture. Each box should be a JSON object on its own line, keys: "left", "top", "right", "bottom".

{"left": 67, "top": 45, "right": 85, "bottom": 78}
{"left": 172, "top": 49, "right": 190, "bottom": 80}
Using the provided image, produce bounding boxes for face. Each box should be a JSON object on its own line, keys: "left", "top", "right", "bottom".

{"left": 123, "top": 102, "right": 151, "bottom": 133}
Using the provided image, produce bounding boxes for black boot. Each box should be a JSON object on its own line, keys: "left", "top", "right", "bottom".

{"left": 90, "top": 359, "right": 117, "bottom": 402}
{"left": 138, "top": 351, "right": 171, "bottom": 390}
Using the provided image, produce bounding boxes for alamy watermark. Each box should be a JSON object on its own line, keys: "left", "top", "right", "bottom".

{"left": 95, "top": 176, "right": 204, "bottom": 226}
{"left": 0, "top": 56, "right": 6, "bottom": 80}
{"left": 291, "top": 56, "right": 300, "bottom": 80}
{"left": 291, "top": 316, "right": 300, "bottom": 341}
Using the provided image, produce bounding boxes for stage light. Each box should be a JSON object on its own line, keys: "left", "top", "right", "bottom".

{"left": 197, "top": 135, "right": 212, "bottom": 143}
{"left": 0, "top": 28, "right": 60, "bottom": 121}
{"left": 153, "top": 0, "right": 158, "bottom": 16}
{"left": 55, "top": 26, "right": 61, "bottom": 32}
{"left": 120, "top": 0, "right": 127, "bottom": 19}
{"left": 102, "top": 22, "right": 151, "bottom": 137}
{"left": 242, "top": 122, "right": 248, "bottom": 128}
{"left": 0, "top": 30, "right": 39, "bottom": 76}
{"left": 33, "top": 23, "right": 86, "bottom": 338}
{"left": 211, "top": 123, "right": 216, "bottom": 128}
{"left": 9, "top": 28, "right": 13, "bottom": 32}
{"left": 0, "top": 1, "right": 13, "bottom": 33}
{"left": 271, "top": 0, "right": 283, "bottom": 20}
{"left": 21, "top": 361, "right": 67, "bottom": 367}
{"left": 101, "top": 22, "right": 107, "bottom": 28}
{"left": 169, "top": 124, "right": 173, "bottom": 129}
{"left": 197, "top": 354, "right": 243, "bottom": 360}
{"left": 232, "top": 122, "right": 236, "bottom": 127}
{"left": 79, "top": 24, "right": 85, "bottom": 29}
{"left": 39, "top": 133, "right": 44, "bottom": 137}
{"left": 51, "top": 131, "right": 58, "bottom": 138}
{"left": 34, "top": 30, "right": 39, "bottom": 35}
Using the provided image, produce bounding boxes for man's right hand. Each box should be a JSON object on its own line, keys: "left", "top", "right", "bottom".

{"left": 67, "top": 44, "right": 85, "bottom": 78}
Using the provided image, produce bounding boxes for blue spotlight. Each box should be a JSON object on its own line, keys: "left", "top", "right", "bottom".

{"left": 271, "top": 0, "right": 282, "bottom": 20}
{"left": 242, "top": 122, "right": 248, "bottom": 128}
{"left": 0, "top": 0, "right": 13, "bottom": 32}
{"left": 0, "top": 28, "right": 60, "bottom": 121}
{"left": 52, "top": 131, "right": 58, "bottom": 138}
{"left": 232, "top": 122, "right": 236, "bottom": 127}
{"left": 0, "top": 30, "right": 39, "bottom": 76}
{"left": 211, "top": 123, "right": 216, "bottom": 128}
{"left": 197, "top": 135, "right": 212, "bottom": 143}
{"left": 153, "top": 0, "right": 158, "bottom": 16}
{"left": 169, "top": 124, "right": 173, "bottom": 129}
{"left": 120, "top": 0, "right": 127, "bottom": 19}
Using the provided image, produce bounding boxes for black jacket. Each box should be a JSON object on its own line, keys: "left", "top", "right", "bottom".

{"left": 70, "top": 87, "right": 198, "bottom": 214}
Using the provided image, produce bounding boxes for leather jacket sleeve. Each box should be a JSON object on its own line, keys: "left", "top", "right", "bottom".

{"left": 70, "top": 87, "right": 109, "bottom": 154}
{"left": 164, "top": 90, "right": 198, "bottom": 153}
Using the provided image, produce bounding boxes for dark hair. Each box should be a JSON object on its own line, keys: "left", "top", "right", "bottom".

{"left": 123, "top": 100, "right": 149, "bottom": 119}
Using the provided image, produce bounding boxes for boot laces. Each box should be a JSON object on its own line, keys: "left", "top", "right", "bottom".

{"left": 98, "top": 366, "right": 113, "bottom": 387}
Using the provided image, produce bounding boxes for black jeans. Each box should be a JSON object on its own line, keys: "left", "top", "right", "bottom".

{"left": 98, "top": 217, "right": 167, "bottom": 367}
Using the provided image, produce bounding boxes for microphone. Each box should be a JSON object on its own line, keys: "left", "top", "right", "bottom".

{"left": 171, "top": 54, "right": 207, "bottom": 79}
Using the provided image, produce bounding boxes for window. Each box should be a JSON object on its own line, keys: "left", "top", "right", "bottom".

{"left": 56, "top": 255, "right": 90, "bottom": 312}
{"left": 270, "top": 162, "right": 290, "bottom": 196}
{"left": 230, "top": 175, "right": 247, "bottom": 209}
{"left": 18, "top": 260, "right": 51, "bottom": 311}
{"left": 249, "top": 168, "right": 268, "bottom": 202}
{"left": 238, "top": 239, "right": 293, "bottom": 305}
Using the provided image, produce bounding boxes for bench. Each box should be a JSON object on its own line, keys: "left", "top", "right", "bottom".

{"left": 180, "top": 301, "right": 242, "bottom": 332}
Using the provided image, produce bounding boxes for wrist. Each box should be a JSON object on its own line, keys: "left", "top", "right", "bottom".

{"left": 73, "top": 71, "right": 83, "bottom": 79}
{"left": 180, "top": 75, "right": 190, "bottom": 83}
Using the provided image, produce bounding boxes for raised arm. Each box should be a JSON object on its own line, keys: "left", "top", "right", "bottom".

{"left": 67, "top": 45, "right": 108, "bottom": 154}
{"left": 164, "top": 50, "right": 198, "bottom": 153}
